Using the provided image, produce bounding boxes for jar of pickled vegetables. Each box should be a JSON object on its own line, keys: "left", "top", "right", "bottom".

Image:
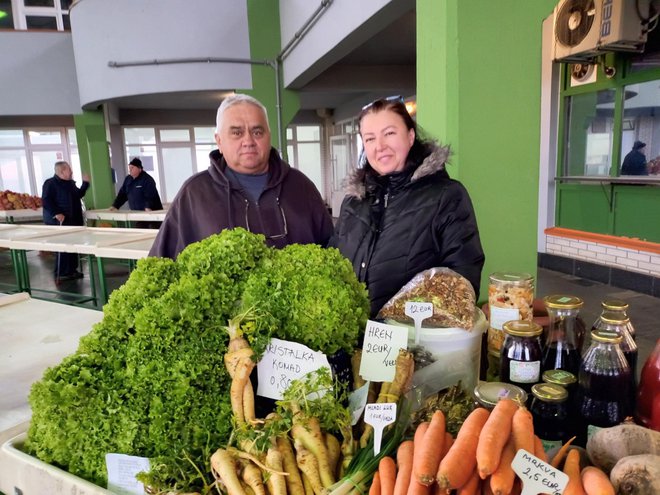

{"left": 488, "top": 272, "right": 534, "bottom": 352}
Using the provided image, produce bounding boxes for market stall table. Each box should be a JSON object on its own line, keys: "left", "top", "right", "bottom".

{"left": 0, "top": 225, "right": 155, "bottom": 308}
{"left": 0, "top": 208, "right": 43, "bottom": 224}
{"left": 86, "top": 207, "right": 167, "bottom": 227}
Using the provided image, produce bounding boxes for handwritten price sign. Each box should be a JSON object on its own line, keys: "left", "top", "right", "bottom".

{"left": 511, "top": 449, "right": 568, "bottom": 495}
{"left": 359, "top": 320, "right": 408, "bottom": 382}
{"left": 364, "top": 403, "right": 397, "bottom": 456}
{"left": 405, "top": 301, "right": 433, "bottom": 344}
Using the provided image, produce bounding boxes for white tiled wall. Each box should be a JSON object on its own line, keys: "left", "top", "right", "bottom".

{"left": 546, "top": 234, "right": 660, "bottom": 277}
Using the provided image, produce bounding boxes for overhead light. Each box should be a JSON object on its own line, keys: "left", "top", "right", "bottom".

{"left": 405, "top": 100, "right": 417, "bottom": 116}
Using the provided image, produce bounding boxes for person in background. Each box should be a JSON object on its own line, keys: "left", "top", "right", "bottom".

{"left": 149, "top": 94, "right": 333, "bottom": 259}
{"left": 110, "top": 157, "right": 163, "bottom": 228}
{"left": 329, "top": 97, "right": 485, "bottom": 317}
{"left": 621, "top": 141, "right": 649, "bottom": 176}
{"left": 41, "top": 161, "right": 90, "bottom": 281}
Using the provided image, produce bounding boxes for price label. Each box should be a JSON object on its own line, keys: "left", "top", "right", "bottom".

{"left": 106, "top": 453, "right": 151, "bottom": 495}
{"left": 256, "top": 338, "right": 331, "bottom": 400}
{"left": 348, "top": 381, "right": 370, "bottom": 426}
{"left": 359, "top": 320, "right": 408, "bottom": 382}
{"left": 364, "top": 403, "right": 397, "bottom": 456}
{"left": 405, "top": 301, "right": 433, "bottom": 345}
{"left": 511, "top": 449, "right": 568, "bottom": 495}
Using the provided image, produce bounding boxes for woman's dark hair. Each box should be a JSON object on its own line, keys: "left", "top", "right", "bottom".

{"left": 357, "top": 98, "right": 435, "bottom": 170}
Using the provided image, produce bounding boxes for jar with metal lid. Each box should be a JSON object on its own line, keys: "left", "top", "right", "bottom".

{"left": 500, "top": 320, "right": 543, "bottom": 395}
{"left": 592, "top": 311, "right": 638, "bottom": 417}
{"left": 576, "top": 329, "right": 631, "bottom": 446}
{"left": 541, "top": 295, "right": 584, "bottom": 376}
{"left": 593, "top": 299, "right": 636, "bottom": 340}
{"left": 473, "top": 381, "right": 528, "bottom": 410}
{"left": 530, "top": 383, "right": 571, "bottom": 453}
{"left": 542, "top": 369, "right": 579, "bottom": 438}
{"left": 487, "top": 272, "right": 534, "bottom": 352}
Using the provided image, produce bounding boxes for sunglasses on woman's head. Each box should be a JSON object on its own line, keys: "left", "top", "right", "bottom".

{"left": 361, "top": 95, "right": 405, "bottom": 111}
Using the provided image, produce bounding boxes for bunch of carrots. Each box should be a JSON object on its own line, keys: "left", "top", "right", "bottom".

{"left": 368, "top": 398, "right": 615, "bottom": 495}
{"left": 551, "top": 438, "right": 615, "bottom": 495}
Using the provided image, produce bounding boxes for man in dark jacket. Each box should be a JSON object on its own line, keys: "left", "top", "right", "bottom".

{"left": 149, "top": 94, "right": 333, "bottom": 259}
{"left": 621, "top": 141, "right": 648, "bottom": 175}
{"left": 110, "top": 158, "right": 163, "bottom": 227}
{"left": 42, "top": 161, "right": 90, "bottom": 280}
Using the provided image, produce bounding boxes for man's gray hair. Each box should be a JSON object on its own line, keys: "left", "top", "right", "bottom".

{"left": 54, "top": 161, "right": 70, "bottom": 173}
{"left": 215, "top": 94, "right": 269, "bottom": 134}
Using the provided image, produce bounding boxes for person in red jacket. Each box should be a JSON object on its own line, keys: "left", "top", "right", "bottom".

{"left": 149, "top": 94, "right": 333, "bottom": 259}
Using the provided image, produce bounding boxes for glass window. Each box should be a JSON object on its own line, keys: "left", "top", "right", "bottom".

{"left": 25, "top": 0, "right": 54, "bottom": 6}
{"left": 26, "top": 15, "right": 57, "bottom": 29}
{"left": 194, "top": 127, "right": 215, "bottom": 143}
{"left": 620, "top": 80, "right": 660, "bottom": 176}
{"left": 297, "top": 143, "right": 323, "bottom": 194}
{"left": 296, "top": 126, "right": 320, "bottom": 141}
{"left": 28, "top": 130, "right": 61, "bottom": 145}
{"left": 562, "top": 90, "right": 614, "bottom": 177}
{"left": 124, "top": 128, "right": 156, "bottom": 145}
{"left": 0, "top": 1, "right": 14, "bottom": 29}
{"left": 67, "top": 128, "right": 77, "bottom": 146}
{"left": 287, "top": 145, "right": 295, "bottom": 167}
{"left": 286, "top": 128, "right": 294, "bottom": 140}
{"left": 32, "top": 150, "right": 65, "bottom": 189}
{"left": 0, "top": 130, "right": 25, "bottom": 147}
{"left": 0, "top": 150, "right": 30, "bottom": 193}
{"left": 61, "top": 13, "right": 68, "bottom": 29}
{"left": 159, "top": 129, "right": 191, "bottom": 142}
{"left": 161, "top": 147, "right": 194, "bottom": 202}
{"left": 126, "top": 145, "right": 160, "bottom": 188}
{"left": 59, "top": 0, "right": 71, "bottom": 8}
{"left": 195, "top": 144, "right": 214, "bottom": 173}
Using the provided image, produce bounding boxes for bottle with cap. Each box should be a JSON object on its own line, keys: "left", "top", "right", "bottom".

{"left": 500, "top": 320, "right": 543, "bottom": 396}
{"left": 541, "top": 295, "right": 585, "bottom": 376}
{"left": 593, "top": 299, "right": 635, "bottom": 340}
{"left": 530, "top": 383, "right": 571, "bottom": 453}
{"left": 592, "top": 310, "right": 638, "bottom": 413}
{"left": 576, "top": 329, "right": 631, "bottom": 446}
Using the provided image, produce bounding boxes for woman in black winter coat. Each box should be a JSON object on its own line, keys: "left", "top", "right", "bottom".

{"left": 329, "top": 97, "right": 485, "bottom": 318}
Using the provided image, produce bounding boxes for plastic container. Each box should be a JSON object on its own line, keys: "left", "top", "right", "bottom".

{"left": 408, "top": 308, "right": 488, "bottom": 393}
{"left": 0, "top": 431, "right": 113, "bottom": 495}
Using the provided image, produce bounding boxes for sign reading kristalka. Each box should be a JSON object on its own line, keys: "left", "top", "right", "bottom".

{"left": 359, "top": 320, "right": 408, "bottom": 382}
{"left": 256, "top": 338, "right": 331, "bottom": 400}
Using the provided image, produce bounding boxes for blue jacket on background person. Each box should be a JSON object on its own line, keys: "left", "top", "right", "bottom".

{"left": 112, "top": 158, "right": 163, "bottom": 211}
{"left": 42, "top": 166, "right": 89, "bottom": 226}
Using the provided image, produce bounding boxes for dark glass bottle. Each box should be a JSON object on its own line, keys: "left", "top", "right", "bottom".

{"left": 576, "top": 329, "right": 631, "bottom": 446}
{"left": 542, "top": 295, "right": 584, "bottom": 376}
{"left": 592, "top": 310, "right": 638, "bottom": 414}
{"left": 530, "top": 383, "right": 570, "bottom": 453}
{"left": 593, "top": 299, "right": 636, "bottom": 340}
{"left": 542, "top": 369, "right": 578, "bottom": 438}
{"left": 500, "top": 320, "right": 543, "bottom": 396}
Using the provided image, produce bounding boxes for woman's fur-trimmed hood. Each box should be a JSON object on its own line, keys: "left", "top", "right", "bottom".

{"left": 343, "top": 145, "right": 450, "bottom": 199}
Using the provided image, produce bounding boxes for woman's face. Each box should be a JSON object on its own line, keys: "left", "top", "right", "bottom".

{"left": 360, "top": 109, "right": 415, "bottom": 175}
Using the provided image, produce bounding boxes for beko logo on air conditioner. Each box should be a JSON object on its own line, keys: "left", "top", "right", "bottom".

{"left": 601, "top": 0, "right": 613, "bottom": 37}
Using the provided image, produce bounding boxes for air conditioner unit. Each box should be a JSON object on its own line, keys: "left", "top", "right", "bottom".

{"left": 553, "top": 0, "right": 650, "bottom": 63}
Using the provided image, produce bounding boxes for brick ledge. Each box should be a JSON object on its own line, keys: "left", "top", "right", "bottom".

{"left": 544, "top": 227, "right": 660, "bottom": 255}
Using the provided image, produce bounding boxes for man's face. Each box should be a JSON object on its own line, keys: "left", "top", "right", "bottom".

{"left": 215, "top": 103, "right": 271, "bottom": 174}
{"left": 57, "top": 164, "right": 73, "bottom": 180}
{"left": 128, "top": 164, "right": 141, "bottom": 178}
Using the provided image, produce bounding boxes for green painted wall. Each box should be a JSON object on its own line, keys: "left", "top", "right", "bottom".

{"left": 417, "top": 0, "right": 556, "bottom": 301}
{"left": 246, "top": 0, "right": 300, "bottom": 156}
{"left": 74, "top": 109, "right": 114, "bottom": 209}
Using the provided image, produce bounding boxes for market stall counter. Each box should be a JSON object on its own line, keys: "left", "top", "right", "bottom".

{"left": 86, "top": 207, "right": 167, "bottom": 228}
{"left": 0, "top": 207, "right": 43, "bottom": 224}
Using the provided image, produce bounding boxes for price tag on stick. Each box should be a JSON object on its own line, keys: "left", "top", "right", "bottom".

{"left": 363, "top": 403, "right": 397, "bottom": 456}
{"left": 405, "top": 301, "right": 433, "bottom": 345}
{"left": 511, "top": 449, "right": 568, "bottom": 495}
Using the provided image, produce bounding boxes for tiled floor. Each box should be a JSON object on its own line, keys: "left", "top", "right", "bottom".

{"left": 1, "top": 249, "right": 658, "bottom": 377}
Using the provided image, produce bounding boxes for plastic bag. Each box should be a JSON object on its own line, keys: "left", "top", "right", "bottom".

{"left": 376, "top": 267, "right": 476, "bottom": 329}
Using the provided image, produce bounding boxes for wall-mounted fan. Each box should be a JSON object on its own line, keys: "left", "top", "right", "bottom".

{"left": 569, "top": 63, "right": 597, "bottom": 86}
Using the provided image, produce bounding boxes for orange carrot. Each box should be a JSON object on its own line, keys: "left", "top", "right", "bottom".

{"left": 550, "top": 436, "right": 576, "bottom": 469}
{"left": 370, "top": 471, "right": 381, "bottom": 495}
{"left": 437, "top": 408, "right": 491, "bottom": 490}
{"left": 511, "top": 406, "right": 535, "bottom": 455}
{"left": 415, "top": 410, "right": 446, "bottom": 485}
{"left": 441, "top": 432, "right": 454, "bottom": 460}
{"left": 407, "top": 479, "right": 431, "bottom": 495}
{"left": 563, "top": 449, "right": 586, "bottom": 495}
{"left": 408, "top": 422, "right": 430, "bottom": 494}
{"left": 476, "top": 399, "right": 518, "bottom": 479}
{"left": 456, "top": 468, "right": 480, "bottom": 495}
{"left": 393, "top": 440, "right": 414, "bottom": 495}
{"left": 489, "top": 436, "right": 516, "bottom": 495}
{"left": 533, "top": 435, "right": 548, "bottom": 463}
{"left": 581, "top": 466, "right": 615, "bottom": 495}
{"left": 379, "top": 456, "right": 396, "bottom": 495}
